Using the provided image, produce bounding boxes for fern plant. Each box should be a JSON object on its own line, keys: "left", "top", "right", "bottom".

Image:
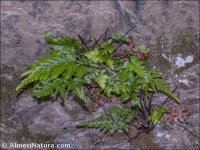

{"left": 77, "top": 107, "right": 135, "bottom": 135}
{"left": 17, "top": 28, "right": 179, "bottom": 136}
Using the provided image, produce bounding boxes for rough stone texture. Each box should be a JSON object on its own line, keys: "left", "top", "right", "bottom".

{"left": 1, "top": 1, "right": 199, "bottom": 149}
{"left": 1, "top": 1, "right": 199, "bottom": 69}
{"left": 27, "top": 102, "right": 72, "bottom": 136}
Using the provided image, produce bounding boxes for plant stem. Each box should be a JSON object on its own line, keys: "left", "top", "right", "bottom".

{"left": 162, "top": 84, "right": 179, "bottom": 105}
{"left": 138, "top": 93, "right": 146, "bottom": 119}
{"left": 104, "top": 27, "right": 109, "bottom": 41}
{"left": 78, "top": 34, "right": 90, "bottom": 50}
{"left": 124, "top": 25, "right": 136, "bottom": 36}
{"left": 87, "top": 93, "right": 129, "bottom": 136}
{"left": 91, "top": 28, "right": 110, "bottom": 49}
{"left": 147, "top": 93, "right": 154, "bottom": 114}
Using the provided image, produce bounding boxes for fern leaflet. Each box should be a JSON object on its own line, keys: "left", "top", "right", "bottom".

{"left": 77, "top": 107, "right": 135, "bottom": 134}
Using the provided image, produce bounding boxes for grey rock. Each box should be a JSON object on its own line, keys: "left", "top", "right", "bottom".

{"left": 152, "top": 125, "right": 185, "bottom": 149}
{"left": 1, "top": 1, "right": 199, "bottom": 69}
{"left": 187, "top": 103, "right": 200, "bottom": 114}
{"left": 55, "top": 134, "right": 78, "bottom": 149}
{"left": 182, "top": 131, "right": 192, "bottom": 146}
{"left": 0, "top": 123, "right": 16, "bottom": 134}
{"left": 55, "top": 131, "right": 96, "bottom": 149}
{"left": 17, "top": 102, "right": 48, "bottom": 123}
{"left": 1, "top": 1, "right": 199, "bottom": 149}
{"left": 27, "top": 102, "right": 72, "bottom": 136}
{"left": 15, "top": 95, "right": 38, "bottom": 113}
{"left": 0, "top": 73, "right": 13, "bottom": 80}
{"left": 187, "top": 113, "right": 200, "bottom": 126}
{"left": 8, "top": 115, "right": 23, "bottom": 131}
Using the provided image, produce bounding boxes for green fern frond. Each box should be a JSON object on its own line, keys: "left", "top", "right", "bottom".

{"left": 16, "top": 34, "right": 91, "bottom": 103}
{"left": 73, "top": 86, "right": 89, "bottom": 103}
{"left": 138, "top": 44, "right": 149, "bottom": 54}
{"left": 76, "top": 65, "right": 89, "bottom": 80}
{"left": 105, "top": 59, "right": 114, "bottom": 70}
{"left": 100, "top": 40, "right": 116, "bottom": 54}
{"left": 149, "top": 70, "right": 180, "bottom": 103}
{"left": 16, "top": 55, "right": 68, "bottom": 91}
{"left": 83, "top": 47, "right": 103, "bottom": 63}
{"left": 45, "top": 31, "right": 81, "bottom": 50}
{"left": 124, "top": 60, "right": 148, "bottom": 81}
{"left": 83, "top": 42, "right": 115, "bottom": 69}
{"left": 95, "top": 71, "right": 109, "bottom": 89}
{"left": 149, "top": 105, "right": 166, "bottom": 125}
{"left": 104, "top": 85, "right": 112, "bottom": 97}
{"left": 112, "top": 34, "right": 130, "bottom": 44}
{"left": 77, "top": 107, "right": 135, "bottom": 135}
{"left": 62, "top": 61, "right": 78, "bottom": 79}
{"left": 16, "top": 31, "right": 180, "bottom": 132}
{"left": 118, "top": 68, "right": 131, "bottom": 83}
{"left": 33, "top": 78, "right": 89, "bottom": 103}
{"left": 33, "top": 78, "right": 68, "bottom": 98}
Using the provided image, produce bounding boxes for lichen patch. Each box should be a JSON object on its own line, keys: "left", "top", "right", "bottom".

{"left": 175, "top": 54, "right": 193, "bottom": 68}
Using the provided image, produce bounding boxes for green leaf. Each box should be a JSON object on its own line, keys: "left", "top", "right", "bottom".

{"left": 45, "top": 32, "right": 81, "bottom": 49}
{"left": 51, "top": 63, "right": 66, "bottom": 79}
{"left": 112, "top": 34, "right": 130, "bottom": 44}
{"left": 83, "top": 48, "right": 103, "bottom": 63}
{"left": 67, "top": 81, "right": 77, "bottom": 91}
{"left": 73, "top": 87, "right": 89, "bottom": 103}
{"left": 125, "top": 61, "right": 147, "bottom": 79}
{"left": 33, "top": 79, "right": 68, "bottom": 98}
{"left": 118, "top": 69, "right": 130, "bottom": 83}
{"left": 63, "top": 62, "right": 77, "bottom": 79}
{"left": 138, "top": 44, "right": 149, "bottom": 54}
{"left": 131, "top": 93, "right": 140, "bottom": 108}
{"left": 149, "top": 70, "right": 180, "bottom": 103}
{"left": 50, "top": 45, "right": 64, "bottom": 51}
{"left": 119, "top": 93, "right": 130, "bottom": 102}
{"left": 76, "top": 65, "right": 88, "bottom": 80}
{"left": 101, "top": 41, "right": 116, "bottom": 54}
{"left": 77, "top": 107, "right": 135, "bottom": 135}
{"left": 131, "top": 99, "right": 140, "bottom": 108}
{"left": 83, "top": 48, "right": 99, "bottom": 59}
{"left": 104, "top": 86, "right": 112, "bottom": 97}
{"left": 149, "top": 106, "right": 166, "bottom": 125}
{"left": 113, "top": 83, "right": 120, "bottom": 94}
{"left": 130, "top": 55, "right": 138, "bottom": 63}
{"left": 95, "top": 73, "right": 108, "bottom": 89}
{"left": 105, "top": 59, "right": 113, "bottom": 70}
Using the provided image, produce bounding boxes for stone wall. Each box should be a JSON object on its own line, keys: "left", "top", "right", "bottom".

{"left": 1, "top": 1, "right": 199, "bottom": 149}
{"left": 1, "top": 1, "right": 199, "bottom": 69}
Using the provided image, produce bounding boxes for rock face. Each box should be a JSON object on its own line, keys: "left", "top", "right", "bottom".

{"left": 1, "top": 1, "right": 199, "bottom": 149}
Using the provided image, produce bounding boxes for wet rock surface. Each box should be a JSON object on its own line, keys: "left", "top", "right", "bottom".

{"left": 1, "top": 1, "right": 199, "bottom": 149}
